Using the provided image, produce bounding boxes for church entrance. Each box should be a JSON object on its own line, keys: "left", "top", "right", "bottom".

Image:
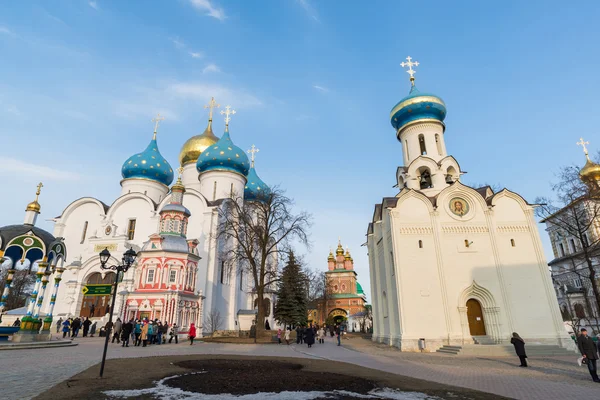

{"left": 79, "top": 272, "right": 115, "bottom": 318}
{"left": 466, "top": 299, "right": 486, "bottom": 336}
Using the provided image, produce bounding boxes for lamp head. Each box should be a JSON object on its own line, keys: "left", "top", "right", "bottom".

{"left": 124, "top": 247, "right": 137, "bottom": 266}
{"left": 99, "top": 248, "right": 111, "bottom": 267}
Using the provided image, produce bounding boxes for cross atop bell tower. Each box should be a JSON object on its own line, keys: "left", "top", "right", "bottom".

{"left": 400, "top": 56, "right": 419, "bottom": 86}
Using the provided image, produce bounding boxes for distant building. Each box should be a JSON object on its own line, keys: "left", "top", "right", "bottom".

{"left": 541, "top": 140, "right": 600, "bottom": 334}
{"left": 308, "top": 240, "right": 367, "bottom": 331}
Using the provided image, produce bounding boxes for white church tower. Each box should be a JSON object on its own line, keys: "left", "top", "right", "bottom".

{"left": 367, "top": 57, "right": 573, "bottom": 352}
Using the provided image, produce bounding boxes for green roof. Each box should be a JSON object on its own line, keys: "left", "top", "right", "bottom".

{"left": 356, "top": 282, "right": 364, "bottom": 295}
{"left": 330, "top": 293, "right": 364, "bottom": 299}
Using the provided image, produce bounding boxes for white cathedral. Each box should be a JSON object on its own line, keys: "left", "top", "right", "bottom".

{"left": 42, "top": 100, "right": 276, "bottom": 335}
{"left": 367, "top": 58, "right": 573, "bottom": 351}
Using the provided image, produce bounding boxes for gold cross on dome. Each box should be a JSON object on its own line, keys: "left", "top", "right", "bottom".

{"left": 577, "top": 137, "right": 591, "bottom": 160}
{"left": 221, "top": 105, "right": 236, "bottom": 128}
{"left": 204, "top": 97, "right": 220, "bottom": 121}
{"left": 35, "top": 182, "right": 43, "bottom": 200}
{"left": 247, "top": 145, "right": 259, "bottom": 167}
{"left": 151, "top": 113, "right": 165, "bottom": 139}
{"left": 400, "top": 56, "right": 419, "bottom": 86}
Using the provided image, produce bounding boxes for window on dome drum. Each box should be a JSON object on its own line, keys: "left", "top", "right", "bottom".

{"left": 173, "top": 220, "right": 180, "bottom": 233}
{"left": 405, "top": 140, "right": 410, "bottom": 160}
{"left": 435, "top": 134, "right": 443, "bottom": 155}
{"left": 418, "top": 134, "right": 427, "bottom": 155}
{"left": 127, "top": 219, "right": 136, "bottom": 240}
{"left": 80, "top": 221, "right": 88, "bottom": 244}
{"left": 511, "top": 239, "right": 515, "bottom": 247}
{"left": 212, "top": 181, "right": 217, "bottom": 201}
{"left": 169, "top": 270, "right": 176, "bottom": 283}
{"left": 230, "top": 183, "right": 234, "bottom": 198}
{"left": 418, "top": 240, "right": 423, "bottom": 249}
{"left": 147, "top": 269, "right": 155, "bottom": 283}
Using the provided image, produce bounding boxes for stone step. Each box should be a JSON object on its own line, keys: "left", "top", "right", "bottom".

{"left": 436, "top": 344, "right": 577, "bottom": 356}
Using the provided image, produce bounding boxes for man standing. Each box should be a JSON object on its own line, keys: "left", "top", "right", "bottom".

{"left": 577, "top": 328, "right": 600, "bottom": 383}
{"left": 169, "top": 323, "right": 179, "bottom": 344}
{"left": 121, "top": 319, "right": 133, "bottom": 347}
{"left": 89, "top": 303, "right": 95, "bottom": 318}
{"left": 335, "top": 324, "right": 341, "bottom": 346}
{"left": 56, "top": 317, "right": 63, "bottom": 334}
{"left": 112, "top": 318, "right": 122, "bottom": 344}
{"left": 82, "top": 317, "right": 92, "bottom": 337}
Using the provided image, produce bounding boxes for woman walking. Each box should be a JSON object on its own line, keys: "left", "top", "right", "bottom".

{"left": 141, "top": 320, "right": 149, "bottom": 347}
{"left": 189, "top": 323, "right": 197, "bottom": 345}
{"left": 284, "top": 327, "right": 291, "bottom": 345}
{"left": 510, "top": 332, "right": 528, "bottom": 367}
{"left": 317, "top": 326, "right": 325, "bottom": 344}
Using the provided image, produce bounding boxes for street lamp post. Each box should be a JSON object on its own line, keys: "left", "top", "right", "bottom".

{"left": 98, "top": 247, "right": 137, "bottom": 378}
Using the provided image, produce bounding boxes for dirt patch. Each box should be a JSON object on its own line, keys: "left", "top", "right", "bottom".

{"left": 35, "top": 355, "right": 510, "bottom": 400}
{"left": 170, "top": 359, "right": 375, "bottom": 395}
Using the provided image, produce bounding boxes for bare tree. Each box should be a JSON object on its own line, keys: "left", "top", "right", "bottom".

{"left": 536, "top": 162, "right": 600, "bottom": 322}
{"left": 0, "top": 267, "right": 36, "bottom": 311}
{"left": 215, "top": 186, "right": 311, "bottom": 336}
{"left": 204, "top": 309, "right": 223, "bottom": 337}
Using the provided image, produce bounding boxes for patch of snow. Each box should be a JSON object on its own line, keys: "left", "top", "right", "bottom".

{"left": 104, "top": 372, "right": 442, "bottom": 400}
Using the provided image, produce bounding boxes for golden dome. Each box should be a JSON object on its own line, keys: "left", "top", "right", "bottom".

{"left": 26, "top": 200, "right": 41, "bottom": 213}
{"left": 336, "top": 242, "right": 344, "bottom": 255}
{"left": 178, "top": 120, "right": 219, "bottom": 166}
{"left": 344, "top": 248, "right": 352, "bottom": 260}
{"left": 580, "top": 159, "right": 600, "bottom": 183}
{"left": 327, "top": 250, "right": 334, "bottom": 261}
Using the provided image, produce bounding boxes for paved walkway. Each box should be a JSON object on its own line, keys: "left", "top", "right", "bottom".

{"left": 1, "top": 335, "right": 598, "bottom": 400}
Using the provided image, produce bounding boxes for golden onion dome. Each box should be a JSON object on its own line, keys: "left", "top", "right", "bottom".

{"left": 344, "top": 248, "right": 352, "bottom": 260}
{"left": 26, "top": 200, "right": 41, "bottom": 213}
{"left": 580, "top": 159, "right": 600, "bottom": 183}
{"left": 327, "top": 250, "right": 334, "bottom": 261}
{"left": 336, "top": 243, "right": 344, "bottom": 255}
{"left": 178, "top": 120, "right": 219, "bottom": 166}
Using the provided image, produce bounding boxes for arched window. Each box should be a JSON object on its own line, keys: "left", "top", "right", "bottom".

{"left": 510, "top": 239, "right": 515, "bottom": 247}
{"left": 435, "top": 134, "right": 443, "bottom": 155}
{"left": 418, "top": 167, "right": 432, "bottom": 189}
{"left": 418, "top": 240, "right": 423, "bottom": 248}
{"left": 446, "top": 166, "right": 458, "bottom": 184}
{"left": 574, "top": 303, "right": 586, "bottom": 319}
{"left": 418, "top": 134, "right": 427, "bottom": 155}
{"left": 560, "top": 305, "right": 571, "bottom": 321}
{"left": 405, "top": 140, "right": 410, "bottom": 160}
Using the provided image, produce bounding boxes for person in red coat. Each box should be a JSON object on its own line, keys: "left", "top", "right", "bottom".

{"left": 188, "top": 323, "right": 197, "bottom": 345}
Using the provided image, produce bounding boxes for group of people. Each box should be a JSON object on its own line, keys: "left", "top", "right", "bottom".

{"left": 275, "top": 323, "right": 346, "bottom": 348}
{"left": 57, "top": 316, "right": 97, "bottom": 338}
{"left": 53, "top": 316, "right": 197, "bottom": 347}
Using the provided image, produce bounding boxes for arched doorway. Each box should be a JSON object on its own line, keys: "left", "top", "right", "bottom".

{"left": 79, "top": 272, "right": 115, "bottom": 318}
{"left": 466, "top": 298, "right": 486, "bottom": 336}
{"left": 328, "top": 308, "right": 348, "bottom": 326}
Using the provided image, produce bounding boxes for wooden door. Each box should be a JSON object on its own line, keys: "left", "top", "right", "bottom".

{"left": 466, "top": 299, "right": 486, "bottom": 336}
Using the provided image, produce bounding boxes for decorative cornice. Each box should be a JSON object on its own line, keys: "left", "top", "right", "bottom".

{"left": 496, "top": 224, "right": 530, "bottom": 233}
{"left": 442, "top": 225, "right": 489, "bottom": 234}
{"left": 396, "top": 225, "right": 433, "bottom": 235}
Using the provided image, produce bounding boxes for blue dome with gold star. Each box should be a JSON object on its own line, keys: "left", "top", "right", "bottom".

{"left": 390, "top": 85, "right": 446, "bottom": 132}
{"left": 196, "top": 130, "right": 249, "bottom": 177}
{"left": 121, "top": 137, "right": 174, "bottom": 186}
{"left": 244, "top": 166, "right": 270, "bottom": 201}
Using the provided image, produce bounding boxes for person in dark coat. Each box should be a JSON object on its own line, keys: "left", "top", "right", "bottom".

{"left": 82, "top": 317, "right": 92, "bottom": 337}
{"left": 577, "top": 328, "right": 600, "bottom": 382}
{"left": 89, "top": 303, "right": 95, "bottom": 317}
{"left": 305, "top": 325, "right": 315, "bottom": 348}
{"left": 121, "top": 319, "right": 133, "bottom": 347}
{"left": 295, "top": 326, "right": 302, "bottom": 344}
{"left": 510, "top": 332, "right": 527, "bottom": 367}
{"left": 90, "top": 321, "right": 97, "bottom": 337}
{"left": 265, "top": 320, "right": 271, "bottom": 330}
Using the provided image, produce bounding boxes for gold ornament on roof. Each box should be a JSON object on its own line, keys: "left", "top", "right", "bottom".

{"left": 221, "top": 105, "right": 236, "bottom": 130}
{"left": 400, "top": 56, "right": 419, "bottom": 86}
{"left": 179, "top": 97, "right": 220, "bottom": 166}
{"left": 327, "top": 248, "right": 334, "bottom": 261}
{"left": 336, "top": 238, "right": 344, "bottom": 255}
{"left": 151, "top": 113, "right": 165, "bottom": 140}
{"left": 578, "top": 138, "right": 600, "bottom": 184}
{"left": 345, "top": 247, "right": 352, "bottom": 260}
{"left": 26, "top": 182, "right": 43, "bottom": 213}
{"left": 247, "top": 145, "right": 259, "bottom": 168}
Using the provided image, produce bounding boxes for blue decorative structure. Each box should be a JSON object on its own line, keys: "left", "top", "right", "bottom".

{"left": 196, "top": 128, "right": 249, "bottom": 177}
{"left": 121, "top": 124, "right": 174, "bottom": 186}
{"left": 390, "top": 85, "right": 446, "bottom": 133}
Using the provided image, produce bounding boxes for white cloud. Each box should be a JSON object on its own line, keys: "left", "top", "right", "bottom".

{"left": 313, "top": 85, "right": 329, "bottom": 93}
{"left": 202, "top": 63, "right": 221, "bottom": 74}
{"left": 189, "top": 51, "right": 203, "bottom": 59}
{"left": 3, "top": 157, "right": 81, "bottom": 181}
{"left": 171, "top": 37, "right": 185, "bottom": 49}
{"left": 167, "top": 82, "right": 262, "bottom": 108}
{"left": 189, "top": 0, "right": 226, "bottom": 21}
{"left": 0, "top": 26, "right": 15, "bottom": 36}
{"left": 88, "top": 1, "right": 99, "bottom": 10}
{"left": 5, "top": 105, "right": 22, "bottom": 116}
{"left": 296, "top": 0, "right": 320, "bottom": 22}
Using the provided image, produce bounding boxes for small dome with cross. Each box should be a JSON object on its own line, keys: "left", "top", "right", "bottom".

{"left": 390, "top": 56, "right": 446, "bottom": 133}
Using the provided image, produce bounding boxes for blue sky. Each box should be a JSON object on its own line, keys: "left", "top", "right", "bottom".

{"left": 1, "top": 1, "right": 599, "bottom": 302}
